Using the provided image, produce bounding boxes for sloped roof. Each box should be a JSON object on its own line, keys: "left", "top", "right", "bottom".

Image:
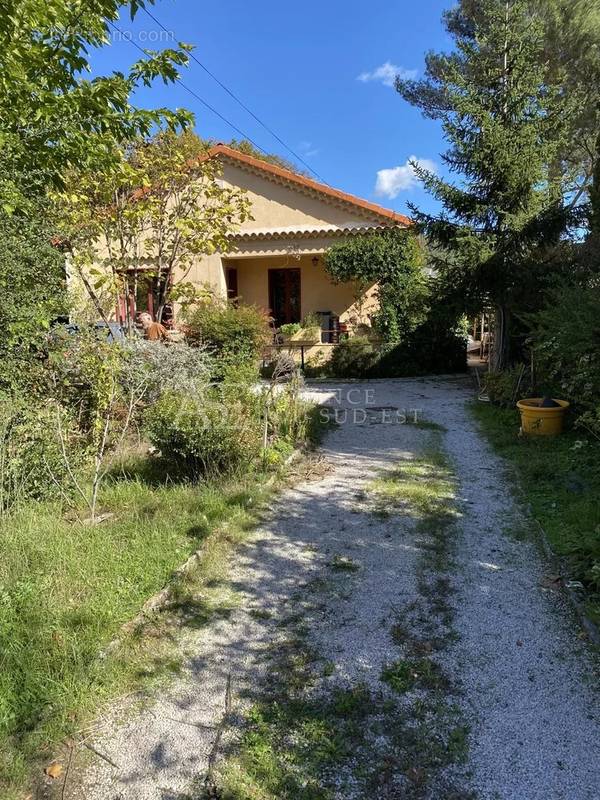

{"left": 203, "top": 144, "right": 411, "bottom": 226}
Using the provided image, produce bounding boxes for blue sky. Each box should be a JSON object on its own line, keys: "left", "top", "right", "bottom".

{"left": 91, "top": 0, "right": 455, "bottom": 217}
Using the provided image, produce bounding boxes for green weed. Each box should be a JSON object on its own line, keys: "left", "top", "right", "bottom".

{"left": 471, "top": 401, "right": 600, "bottom": 624}
{"left": 0, "top": 466, "right": 269, "bottom": 797}
{"left": 381, "top": 658, "right": 449, "bottom": 694}
{"left": 370, "top": 444, "right": 457, "bottom": 519}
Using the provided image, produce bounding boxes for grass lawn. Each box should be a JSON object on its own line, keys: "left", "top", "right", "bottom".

{"left": 471, "top": 402, "right": 600, "bottom": 628}
{"left": 0, "top": 462, "right": 271, "bottom": 798}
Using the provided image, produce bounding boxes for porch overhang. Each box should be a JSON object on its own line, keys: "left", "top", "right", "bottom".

{"left": 223, "top": 223, "right": 394, "bottom": 258}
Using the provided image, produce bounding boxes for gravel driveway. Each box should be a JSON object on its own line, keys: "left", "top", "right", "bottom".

{"left": 59, "top": 377, "right": 600, "bottom": 800}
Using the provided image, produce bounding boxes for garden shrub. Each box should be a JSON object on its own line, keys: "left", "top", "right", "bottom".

{"left": 279, "top": 322, "right": 301, "bottom": 337}
{"left": 326, "top": 306, "right": 467, "bottom": 380}
{"left": 529, "top": 280, "right": 600, "bottom": 436}
{"left": 122, "top": 338, "right": 213, "bottom": 404}
{"left": 184, "top": 300, "right": 271, "bottom": 376}
{"left": 323, "top": 235, "right": 467, "bottom": 378}
{"left": 144, "top": 360, "right": 315, "bottom": 478}
{"left": 0, "top": 186, "right": 67, "bottom": 393}
{"left": 483, "top": 367, "right": 533, "bottom": 407}
{"left": 144, "top": 361, "right": 265, "bottom": 478}
{"left": 0, "top": 396, "right": 82, "bottom": 513}
{"left": 267, "top": 374, "right": 313, "bottom": 447}
{"left": 371, "top": 308, "right": 467, "bottom": 378}
{"left": 46, "top": 327, "right": 128, "bottom": 437}
{"left": 328, "top": 337, "right": 379, "bottom": 379}
{"left": 325, "top": 229, "right": 429, "bottom": 342}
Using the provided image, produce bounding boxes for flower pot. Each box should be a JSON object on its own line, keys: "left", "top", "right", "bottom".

{"left": 516, "top": 398, "right": 570, "bottom": 436}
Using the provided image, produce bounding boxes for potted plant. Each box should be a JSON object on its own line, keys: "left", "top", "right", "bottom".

{"left": 516, "top": 395, "right": 570, "bottom": 436}
{"left": 290, "top": 313, "right": 322, "bottom": 345}
{"left": 279, "top": 322, "right": 301, "bottom": 342}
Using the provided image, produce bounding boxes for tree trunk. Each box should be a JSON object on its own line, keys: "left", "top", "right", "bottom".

{"left": 74, "top": 263, "right": 111, "bottom": 328}
{"left": 490, "top": 304, "right": 510, "bottom": 372}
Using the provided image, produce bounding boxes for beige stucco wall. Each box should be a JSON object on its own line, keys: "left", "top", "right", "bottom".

{"left": 218, "top": 162, "right": 377, "bottom": 230}
{"left": 186, "top": 251, "right": 228, "bottom": 295}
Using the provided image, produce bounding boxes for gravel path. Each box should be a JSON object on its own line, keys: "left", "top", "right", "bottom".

{"left": 56, "top": 377, "right": 600, "bottom": 800}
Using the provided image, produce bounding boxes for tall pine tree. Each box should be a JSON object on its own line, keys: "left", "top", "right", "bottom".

{"left": 396, "top": 0, "right": 569, "bottom": 369}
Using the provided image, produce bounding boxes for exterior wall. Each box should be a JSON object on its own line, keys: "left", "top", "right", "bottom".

{"left": 186, "top": 251, "right": 227, "bottom": 296}
{"left": 218, "top": 162, "right": 376, "bottom": 230}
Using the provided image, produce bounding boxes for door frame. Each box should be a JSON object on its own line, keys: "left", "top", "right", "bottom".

{"left": 268, "top": 267, "right": 301, "bottom": 326}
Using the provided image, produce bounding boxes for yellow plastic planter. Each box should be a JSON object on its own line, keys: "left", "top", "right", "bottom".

{"left": 516, "top": 398, "right": 570, "bottom": 436}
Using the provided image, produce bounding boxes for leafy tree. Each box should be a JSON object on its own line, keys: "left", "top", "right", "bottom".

{"left": 0, "top": 0, "right": 198, "bottom": 386}
{"left": 0, "top": 167, "right": 67, "bottom": 391}
{"left": 58, "top": 132, "right": 252, "bottom": 325}
{"left": 396, "top": 0, "right": 573, "bottom": 368}
{"left": 223, "top": 139, "right": 309, "bottom": 176}
{"left": 538, "top": 0, "right": 600, "bottom": 219}
{"left": 0, "top": 0, "right": 192, "bottom": 207}
{"left": 324, "top": 229, "right": 429, "bottom": 343}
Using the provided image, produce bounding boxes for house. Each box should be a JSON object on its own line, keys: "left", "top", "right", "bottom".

{"left": 181, "top": 145, "right": 409, "bottom": 339}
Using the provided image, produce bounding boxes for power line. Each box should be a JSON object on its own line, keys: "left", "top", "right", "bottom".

{"left": 140, "top": 5, "right": 327, "bottom": 183}
{"left": 108, "top": 19, "right": 274, "bottom": 157}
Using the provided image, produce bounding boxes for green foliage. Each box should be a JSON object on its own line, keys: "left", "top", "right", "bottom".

{"left": 144, "top": 368, "right": 315, "bottom": 479}
{"left": 484, "top": 367, "right": 533, "bottom": 408}
{"left": 0, "top": 0, "right": 192, "bottom": 205}
{"left": 59, "top": 131, "right": 252, "bottom": 324}
{"left": 184, "top": 301, "right": 272, "bottom": 377}
{"left": 0, "top": 198, "right": 67, "bottom": 391}
{"left": 279, "top": 322, "right": 301, "bottom": 337}
{"left": 528, "top": 280, "right": 600, "bottom": 436}
{"left": 328, "top": 337, "right": 379, "bottom": 379}
{"left": 122, "top": 338, "right": 214, "bottom": 403}
{"left": 0, "top": 397, "right": 80, "bottom": 514}
{"left": 47, "top": 329, "right": 127, "bottom": 436}
{"left": 325, "top": 229, "right": 429, "bottom": 343}
{"left": 472, "top": 401, "right": 600, "bottom": 623}
{"left": 325, "top": 285, "right": 467, "bottom": 379}
{"left": 396, "top": 0, "right": 586, "bottom": 366}
{"left": 372, "top": 302, "right": 467, "bottom": 378}
{"left": 300, "top": 312, "right": 322, "bottom": 330}
{"left": 144, "top": 389, "right": 263, "bottom": 478}
{"left": 540, "top": 0, "right": 600, "bottom": 227}
{"left": 381, "top": 658, "right": 448, "bottom": 694}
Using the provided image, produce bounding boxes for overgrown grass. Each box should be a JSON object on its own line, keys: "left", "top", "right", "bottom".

{"left": 381, "top": 657, "right": 449, "bottom": 694}
{"left": 0, "top": 464, "right": 270, "bottom": 798}
{"left": 471, "top": 402, "right": 600, "bottom": 625}
{"left": 216, "top": 685, "right": 373, "bottom": 800}
{"left": 369, "top": 445, "right": 458, "bottom": 519}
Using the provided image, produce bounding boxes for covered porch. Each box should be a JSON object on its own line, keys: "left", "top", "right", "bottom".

{"left": 222, "top": 239, "right": 378, "bottom": 343}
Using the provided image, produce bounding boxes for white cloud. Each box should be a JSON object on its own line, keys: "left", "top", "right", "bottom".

{"left": 374, "top": 156, "right": 437, "bottom": 199}
{"left": 357, "top": 61, "right": 417, "bottom": 88}
{"left": 298, "top": 140, "right": 319, "bottom": 158}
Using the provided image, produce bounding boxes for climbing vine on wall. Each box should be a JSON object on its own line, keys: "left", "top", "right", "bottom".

{"left": 324, "top": 228, "right": 429, "bottom": 343}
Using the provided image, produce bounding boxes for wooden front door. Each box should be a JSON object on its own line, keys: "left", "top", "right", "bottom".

{"left": 268, "top": 268, "right": 301, "bottom": 327}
